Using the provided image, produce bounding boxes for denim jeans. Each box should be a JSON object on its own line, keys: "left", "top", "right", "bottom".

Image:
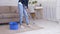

{"left": 18, "top": 2, "right": 29, "bottom": 25}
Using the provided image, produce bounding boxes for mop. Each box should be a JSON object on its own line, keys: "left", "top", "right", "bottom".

{"left": 27, "top": 8, "right": 35, "bottom": 25}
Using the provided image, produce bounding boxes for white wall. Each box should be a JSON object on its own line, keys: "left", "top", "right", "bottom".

{"left": 36, "top": 0, "right": 56, "bottom": 20}
{"left": 0, "top": 0, "right": 18, "bottom": 6}
{"left": 0, "top": 0, "right": 41, "bottom": 6}
{"left": 56, "top": 0, "right": 60, "bottom": 20}
{"left": 42, "top": 0, "right": 60, "bottom": 21}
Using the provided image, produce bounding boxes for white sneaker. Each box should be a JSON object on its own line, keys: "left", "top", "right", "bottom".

{"left": 20, "top": 25, "right": 25, "bottom": 29}
{"left": 27, "top": 24, "right": 33, "bottom": 28}
{"left": 20, "top": 25, "right": 27, "bottom": 31}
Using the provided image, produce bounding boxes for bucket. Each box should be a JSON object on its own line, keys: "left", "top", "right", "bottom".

{"left": 9, "top": 22, "right": 18, "bottom": 30}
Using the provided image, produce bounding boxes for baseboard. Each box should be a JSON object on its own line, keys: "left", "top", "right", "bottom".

{"left": 0, "top": 23, "right": 9, "bottom": 25}
{"left": 0, "top": 22, "right": 19, "bottom": 25}
{"left": 0, "top": 21, "right": 25, "bottom": 25}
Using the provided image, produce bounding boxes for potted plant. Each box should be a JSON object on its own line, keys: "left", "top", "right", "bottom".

{"left": 29, "top": 1, "right": 37, "bottom": 6}
{"left": 28, "top": 1, "right": 37, "bottom": 12}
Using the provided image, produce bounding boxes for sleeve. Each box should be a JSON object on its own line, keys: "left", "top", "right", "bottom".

{"left": 27, "top": 0, "right": 29, "bottom": 8}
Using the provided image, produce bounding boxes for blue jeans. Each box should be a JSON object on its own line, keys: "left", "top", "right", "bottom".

{"left": 18, "top": 3, "right": 29, "bottom": 25}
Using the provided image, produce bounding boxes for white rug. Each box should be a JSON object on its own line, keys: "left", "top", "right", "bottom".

{"left": 16, "top": 29, "right": 60, "bottom": 34}
{"left": 16, "top": 29, "right": 41, "bottom": 34}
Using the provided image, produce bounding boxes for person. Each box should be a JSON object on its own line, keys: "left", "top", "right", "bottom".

{"left": 18, "top": 0, "right": 30, "bottom": 28}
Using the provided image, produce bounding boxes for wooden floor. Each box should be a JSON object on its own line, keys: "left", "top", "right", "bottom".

{"left": 0, "top": 19, "right": 60, "bottom": 34}
{"left": 0, "top": 22, "right": 43, "bottom": 34}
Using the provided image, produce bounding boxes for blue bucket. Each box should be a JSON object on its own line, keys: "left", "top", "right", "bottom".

{"left": 9, "top": 22, "right": 18, "bottom": 30}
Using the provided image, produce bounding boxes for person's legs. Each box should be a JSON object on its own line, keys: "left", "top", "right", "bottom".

{"left": 23, "top": 6, "right": 29, "bottom": 25}
{"left": 23, "top": 7, "right": 33, "bottom": 28}
{"left": 18, "top": 3, "right": 24, "bottom": 25}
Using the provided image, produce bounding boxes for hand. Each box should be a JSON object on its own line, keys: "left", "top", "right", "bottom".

{"left": 26, "top": 8, "right": 30, "bottom": 13}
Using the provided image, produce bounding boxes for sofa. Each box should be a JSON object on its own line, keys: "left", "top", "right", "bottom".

{"left": 0, "top": 6, "right": 19, "bottom": 23}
